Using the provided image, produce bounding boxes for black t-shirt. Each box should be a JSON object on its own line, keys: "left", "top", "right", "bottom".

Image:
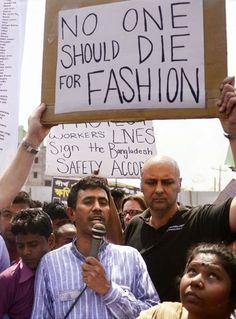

{"left": 124, "top": 198, "right": 233, "bottom": 302}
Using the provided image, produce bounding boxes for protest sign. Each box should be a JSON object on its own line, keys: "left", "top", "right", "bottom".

{"left": 46, "top": 120, "right": 157, "bottom": 178}
{"left": 51, "top": 177, "right": 77, "bottom": 204}
{"left": 41, "top": 0, "right": 227, "bottom": 124}
{"left": 0, "top": 1, "right": 27, "bottom": 173}
{"left": 55, "top": 0, "right": 205, "bottom": 113}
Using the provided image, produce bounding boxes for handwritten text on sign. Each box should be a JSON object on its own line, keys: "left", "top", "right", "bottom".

{"left": 55, "top": 0, "right": 205, "bottom": 114}
{"left": 46, "top": 121, "right": 157, "bottom": 178}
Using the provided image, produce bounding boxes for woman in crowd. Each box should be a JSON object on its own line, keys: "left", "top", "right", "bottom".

{"left": 122, "top": 194, "right": 147, "bottom": 227}
{"left": 137, "top": 243, "right": 236, "bottom": 319}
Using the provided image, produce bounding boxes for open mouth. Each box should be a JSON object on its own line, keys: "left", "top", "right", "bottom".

{"left": 90, "top": 217, "right": 104, "bottom": 224}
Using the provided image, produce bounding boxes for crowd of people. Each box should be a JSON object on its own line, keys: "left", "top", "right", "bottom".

{"left": 0, "top": 76, "right": 236, "bottom": 318}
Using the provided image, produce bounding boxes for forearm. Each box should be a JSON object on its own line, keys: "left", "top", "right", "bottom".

{"left": 103, "top": 282, "right": 156, "bottom": 319}
{"left": 0, "top": 142, "right": 37, "bottom": 209}
{"left": 229, "top": 139, "right": 236, "bottom": 167}
{"left": 0, "top": 103, "right": 50, "bottom": 210}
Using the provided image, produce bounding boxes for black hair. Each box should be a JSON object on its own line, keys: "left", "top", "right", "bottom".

{"left": 43, "top": 201, "right": 68, "bottom": 221}
{"left": 110, "top": 188, "right": 125, "bottom": 199}
{"left": 12, "top": 191, "right": 32, "bottom": 207}
{"left": 67, "top": 176, "right": 110, "bottom": 209}
{"left": 11, "top": 208, "right": 53, "bottom": 239}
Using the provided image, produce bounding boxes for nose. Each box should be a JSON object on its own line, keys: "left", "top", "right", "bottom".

{"left": 124, "top": 214, "right": 131, "bottom": 223}
{"left": 21, "top": 245, "right": 31, "bottom": 256}
{"left": 155, "top": 181, "right": 164, "bottom": 193}
{"left": 92, "top": 200, "right": 102, "bottom": 211}
{"left": 190, "top": 274, "right": 204, "bottom": 288}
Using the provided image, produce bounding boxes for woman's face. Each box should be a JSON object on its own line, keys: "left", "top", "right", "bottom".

{"left": 123, "top": 199, "right": 143, "bottom": 226}
{"left": 180, "top": 252, "right": 232, "bottom": 318}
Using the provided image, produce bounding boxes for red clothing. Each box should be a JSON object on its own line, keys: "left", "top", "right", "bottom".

{"left": 0, "top": 259, "right": 34, "bottom": 319}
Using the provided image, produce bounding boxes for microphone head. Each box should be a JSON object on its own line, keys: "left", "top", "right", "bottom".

{"left": 91, "top": 223, "right": 106, "bottom": 240}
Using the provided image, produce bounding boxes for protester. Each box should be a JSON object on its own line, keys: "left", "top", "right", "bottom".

{"left": 31, "top": 176, "right": 159, "bottom": 319}
{"left": 0, "top": 191, "right": 32, "bottom": 262}
{"left": 0, "top": 208, "right": 54, "bottom": 318}
{"left": 54, "top": 221, "right": 77, "bottom": 249}
{"left": 43, "top": 201, "right": 69, "bottom": 228}
{"left": 137, "top": 243, "right": 236, "bottom": 319}
{"left": 0, "top": 235, "right": 10, "bottom": 273}
{"left": 124, "top": 76, "right": 236, "bottom": 301}
{"left": 0, "top": 103, "right": 51, "bottom": 210}
{"left": 111, "top": 188, "right": 126, "bottom": 229}
{"left": 121, "top": 194, "right": 147, "bottom": 227}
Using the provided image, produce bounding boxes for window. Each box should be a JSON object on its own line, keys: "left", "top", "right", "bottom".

{"left": 33, "top": 172, "right": 38, "bottom": 178}
{"left": 45, "top": 180, "right": 51, "bottom": 186}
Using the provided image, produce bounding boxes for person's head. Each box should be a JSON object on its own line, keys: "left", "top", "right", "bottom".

{"left": 0, "top": 191, "right": 32, "bottom": 240}
{"left": 140, "top": 155, "right": 182, "bottom": 216}
{"left": 31, "top": 200, "right": 43, "bottom": 208}
{"left": 180, "top": 243, "right": 236, "bottom": 319}
{"left": 11, "top": 208, "right": 54, "bottom": 270}
{"left": 67, "top": 176, "right": 110, "bottom": 238}
{"left": 54, "top": 221, "right": 77, "bottom": 249}
{"left": 121, "top": 194, "right": 147, "bottom": 226}
{"left": 110, "top": 188, "right": 125, "bottom": 212}
{"left": 43, "top": 201, "right": 69, "bottom": 228}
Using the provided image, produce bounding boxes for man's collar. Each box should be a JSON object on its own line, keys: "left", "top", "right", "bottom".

{"left": 19, "top": 259, "right": 35, "bottom": 283}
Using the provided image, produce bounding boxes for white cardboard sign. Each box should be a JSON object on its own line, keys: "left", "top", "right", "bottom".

{"left": 55, "top": 0, "right": 205, "bottom": 114}
{"left": 46, "top": 120, "right": 157, "bottom": 178}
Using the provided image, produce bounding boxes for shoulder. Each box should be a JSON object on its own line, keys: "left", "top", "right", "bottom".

{"left": 138, "top": 302, "right": 182, "bottom": 318}
{"left": 106, "top": 243, "right": 144, "bottom": 261}
{"left": 180, "top": 198, "right": 233, "bottom": 219}
{"left": 0, "top": 235, "right": 7, "bottom": 251}
{"left": 0, "top": 261, "right": 20, "bottom": 281}
{"left": 40, "top": 243, "right": 72, "bottom": 263}
{"left": 125, "top": 208, "right": 149, "bottom": 230}
{"left": 108, "top": 242, "right": 139, "bottom": 253}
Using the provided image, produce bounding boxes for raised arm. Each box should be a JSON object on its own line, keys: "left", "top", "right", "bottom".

{"left": 217, "top": 76, "right": 236, "bottom": 231}
{"left": 218, "top": 76, "right": 236, "bottom": 164}
{"left": 0, "top": 103, "right": 51, "bottom": 209}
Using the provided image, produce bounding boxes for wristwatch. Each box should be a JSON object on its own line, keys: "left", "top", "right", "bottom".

{"left": 22, "top": 140, "right": 40, "bottom": 154}
{"left": 224, "top": 132, "right": 236, "bottom": 140}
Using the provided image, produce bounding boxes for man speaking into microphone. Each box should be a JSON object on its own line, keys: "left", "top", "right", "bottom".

{"left": 31, "top": 176, "right": 159, "bottom": 319}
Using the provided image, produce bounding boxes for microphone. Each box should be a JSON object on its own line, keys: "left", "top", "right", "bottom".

{"left": 90, "top": 223, "right": 106, "bottom": 257}
{"left": 64, "top": 223, "right": 106, "bottom": 319}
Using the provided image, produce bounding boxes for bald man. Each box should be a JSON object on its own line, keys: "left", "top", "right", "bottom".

{"left": 125, "top": 76, "right": 236, "bottom": 302}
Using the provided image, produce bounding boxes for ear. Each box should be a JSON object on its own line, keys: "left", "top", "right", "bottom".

{"left": 67, "top": 207, "right": 76, "bottom": 222}
{"left": 177, "top": 178, "right": 182, "bottom": 193}
{"left": 140, "top": 181, "right": 144, "bottom": 193}
{"left": 48, "top": 233, "right": 55, "bottom": 250}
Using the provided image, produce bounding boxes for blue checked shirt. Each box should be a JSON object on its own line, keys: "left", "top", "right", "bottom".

{"left": 31, "top": 240, "right": 159, "bottom": 319}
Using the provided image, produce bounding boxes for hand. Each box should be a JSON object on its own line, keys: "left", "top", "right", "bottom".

{"left": 82, "top": 257, "right": 111, "bottom": 295}
{"left": 24, "top": 103, "right": 53, "bottom": 147}
{"left": 217, "top": 76, "right": 236, "bottom": 133}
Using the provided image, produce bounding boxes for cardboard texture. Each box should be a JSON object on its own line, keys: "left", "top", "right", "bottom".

{"left": 41, "top": 0, "right": 227, "bottom": 124}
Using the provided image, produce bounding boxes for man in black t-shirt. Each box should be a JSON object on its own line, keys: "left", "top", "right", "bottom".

{"left": 125, "top": 76, "right": 236, "bottom": 301}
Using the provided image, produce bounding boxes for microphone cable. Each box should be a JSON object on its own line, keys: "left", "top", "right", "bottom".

{"left": 63, "top": 285, "right": 87, "bottom": 319}
{"left": 63, "top": 223, "right": 106, "bottom": 318}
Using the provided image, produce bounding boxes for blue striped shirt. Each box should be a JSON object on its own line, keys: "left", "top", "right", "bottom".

{"left": 31, "top": 240, "right": 159, "bottom": 319}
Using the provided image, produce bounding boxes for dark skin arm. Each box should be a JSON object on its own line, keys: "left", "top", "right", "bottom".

{"left": 217, "top": 76, "right": 236, "bottom": 231}
{"left": 217, "top": 76, "right": 236, "bottom": 165}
